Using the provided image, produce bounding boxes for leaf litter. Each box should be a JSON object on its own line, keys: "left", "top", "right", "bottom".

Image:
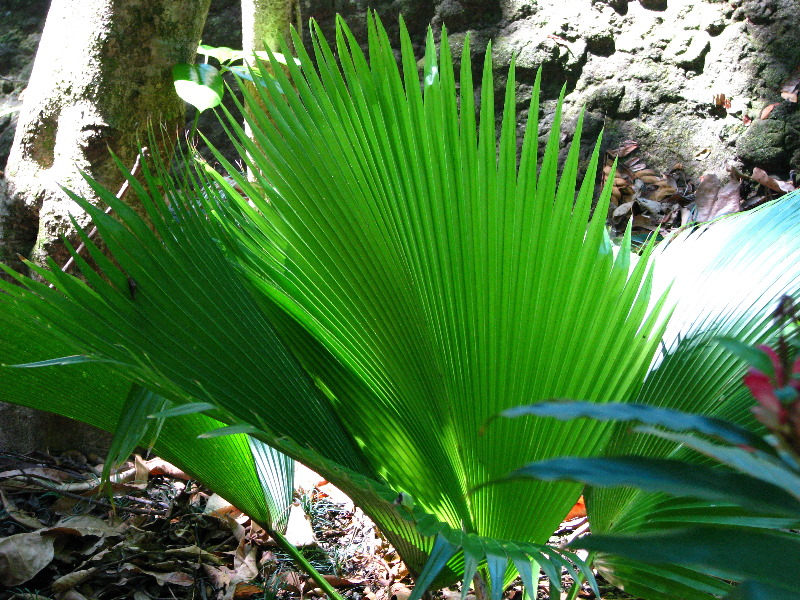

{"left": 604, "top": 139, "right": 796, "bottom": 248}
{"left": 0, "top": 451, "right": 637, "bottom": 600}
{"left": 605, "top": 70, "right": 799, "bottom": 246}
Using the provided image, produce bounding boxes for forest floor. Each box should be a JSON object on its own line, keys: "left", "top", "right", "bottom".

{"left": 0, "top": 451, "right": 636, "bottom": 600}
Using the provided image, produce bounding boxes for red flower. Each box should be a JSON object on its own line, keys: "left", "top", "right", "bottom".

{"left": 743, "top": 345, "right": 800, "bottom": 438}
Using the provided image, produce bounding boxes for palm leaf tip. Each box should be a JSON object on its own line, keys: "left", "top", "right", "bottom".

{"left": 213, "top": 10, "right": 669, "bottom": 551}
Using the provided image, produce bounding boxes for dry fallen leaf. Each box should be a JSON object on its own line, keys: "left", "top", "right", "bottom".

{"left": 780, "top": 65, "right": 800, "bottom": 102}
{"left": 0, "top": 488, "right": 44, "bottom": 530}
{"left": 278, "top": 571, "right": 307, "bottom": 593}
{"left": 143, "top": 457, "right": 190, "bottom": 480}
{"left": 632, "top": 214, "right": 659, "bottom": 231}
{"left": 607, "top": 140, "right": 639, "bottom": 158}
{"left": 0, "top": 531, "right": 56, "bottom": 586}
{"left": 120, "top": 563, "right": 194, "bottom": 587}
{"left": 565, "top": 496, "right": 586, "bottom": 520}
{"left": 284, "top": 501, "right": 317, "bottom": 548}
{"left": 59, "top": 590, "right": 91, "bottom": 600}
{"left": 51, "top": 568, "right": 98, "bottom": 593}
{"left": 752, "top": 167, "right": 795, "bottom": 193}
{"left": 693, "top": 173, "right": 721, "bottom": 222}
{"left": 760, "top": 103, "right": 779, "bottom": 120}
{"left": 164, "top": 544, "right": 225, "bottom": 564}
{"left": 713, "top": 93, "right": 731, "bottom": 109}
{"left": 233, "top": 583, "right": 265, "bottom": 600}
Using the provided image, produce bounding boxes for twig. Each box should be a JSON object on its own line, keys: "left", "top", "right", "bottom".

{"left": 13, "top": 472, "right": 167, "bottom": 517}
{"left": 0, "top": 466, "right": 136, "bottom": 492}
{"left": 55, "top": 147, "right": 149, "bottom": 280}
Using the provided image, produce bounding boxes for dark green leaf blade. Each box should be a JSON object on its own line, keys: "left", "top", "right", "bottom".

{"left": 500, "top": 401, "right": 772, "bottom": 454}
{"left": 573, "top": 527, "right": 800, "bottom": 588}
{"left": 505, "top": 456, "right": 800, "bottom": 517}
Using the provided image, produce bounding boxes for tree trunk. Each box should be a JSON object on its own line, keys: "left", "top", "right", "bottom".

{"left": 0, "top": 0, "right": 210, "bottom": 274}
{"left": 0, "top": 0, "right": 210, "bottom": 454}
{"left": 242, "top": 0, "right": 301, "bottom": 55}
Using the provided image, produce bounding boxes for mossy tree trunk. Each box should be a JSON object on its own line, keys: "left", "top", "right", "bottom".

{"left": 0, "top": 0, "right": 210, "bottom": 454}
{"left": 0, "top": 0, "right": 210, "bottom": 275}
{"left": 242, "top": 0, "right": 301, "bottom": 55}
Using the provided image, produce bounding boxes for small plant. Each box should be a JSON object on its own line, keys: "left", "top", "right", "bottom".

{"left": 172, "top": 43, "right": 299, "bottom": 136}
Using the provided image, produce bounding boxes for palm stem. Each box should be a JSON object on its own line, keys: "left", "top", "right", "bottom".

{"left": 268, "top": 528, "right": 345, "bottom": 600}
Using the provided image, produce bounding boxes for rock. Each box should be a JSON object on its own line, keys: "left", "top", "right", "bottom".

{"left": 736, "top": 119, "right": 789, "bottom": 171}
{"left": 736, "top": 102, "right": 800, "bottom": 171}
{"left": 662, "top": 30, "right": 711, "bottom": 72}
{"left": 638, "top": 0, "right": 668, "bottom": 10}
{"left": 586, "top": 84, "right": 626, "bottom": 115}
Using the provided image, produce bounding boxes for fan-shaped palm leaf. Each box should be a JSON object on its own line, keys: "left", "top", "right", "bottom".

{"left": 0, "top": 13, "right": 672, "bottom": 596}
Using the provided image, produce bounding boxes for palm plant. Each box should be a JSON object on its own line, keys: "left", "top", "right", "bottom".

{"left": 2, "top": 12, "right": 800, "bottom": 599}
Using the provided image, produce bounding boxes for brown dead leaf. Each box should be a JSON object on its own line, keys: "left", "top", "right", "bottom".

{"left": 232, "top": 539, "right": 259, "bottom": 581}
{"left": 322, "top": 574, "right": 365, "bottom": 587}
{"left": 713, "top": 93, "right": 732, "bottom": 109}
{"left": 565, "top": 496, "right": 586, "bottom": 520}
{"left": 636, "top": 197, "right": 667, "bottom": 216}
{"left": 0, "top": 467, "right": 69, "bottom": 485}
{"left": 760, "top": 103, "right": 779, "bottom": 120}
{"left": 607, "top": 140, "right": 639, "bottom": 157}
{"left": 278, "top": 571, "right": 307, "bottom": 593}
{"left": 752, "top": 167, "right": 795, "bottom": 193}
{"left": 49, "top": 514, "right": 125, "bottom": 538}
{"left": 780, "top": 65, "right": 800, "bottom": 102}
{"left": 716, "top": 180, "right": 743, "bottom": 215}
{"left": 143, "top": 458, "right": 190, "bottom": 480}
{"left": 624, "top": 156, "right": 647, "bottom": 172}
{"left": 233, "top": 583, "right": 265, "bottom": 600}
{"left": 58, "top": 590, "right": 91, "bottom": 600}
{"left": 613, "top": 177, "right": 628, "bottom": 187}
{"left": 205, "top": 493, "right": 241, "bottom": 520}
{"left": 650, "top": 186, "right": 680, "bottom": 202}
{"left": 133, "top": 455, "right": 150, "bottom": 485}
{"left": 632, "top": 215, "right": 658, "bottom": 231}
{"left": 121, "top": 563, "right": 194, "bottom": 587}
{"left": 0, "top": 488, "right": 44, "bottom": 530}
{"left": 391, "top": 582, "right": 413, "bottom": 600}
{"left": 611, "top": 201, "right": 634, "bottom": 223}
{"left": 693, "top": 173, "right": 722, "bottom": 222}
{"left": 164, "top": 544, "right": 224, "bottom": 564}
{"left": 0, "top": 531, "right": 56, "bottom": 586}
{"left": 51, "top": 568, "right": 98, "bottom": 593}
{"left": 202, "top": 563, "right": 232, "bottom": 592}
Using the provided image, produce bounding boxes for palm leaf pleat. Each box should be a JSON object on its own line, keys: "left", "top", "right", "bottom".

{"left": 0, "top": 13, "right": 669, "bottom": 587}
{"left": 204, "top": 13, "right": 667, "bottom": 545}
{"left": 0, "top": 311, "right": 291, "bottom": 531}
{"left": 586, "top": 190, "right": 800, "bottom": 599}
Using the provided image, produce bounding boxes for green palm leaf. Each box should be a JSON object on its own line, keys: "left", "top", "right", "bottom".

{"left": 582, "top": 191, "right": 800, "bottom": 596}
{"left": 205, "top": 12, "right": 667, "bottom": 546}
{"left": 0, "top": 12, "right": 673, "bottom": 596}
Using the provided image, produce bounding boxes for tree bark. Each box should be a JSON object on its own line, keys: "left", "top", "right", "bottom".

{"left": 0, "top": 0, "right": 210, "bottom": 454}
{"left": 0, "top": 0, "right": 210, "bottom": 274}
{"left": 242, "top": 0, "right": 301, "bottom": 55}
